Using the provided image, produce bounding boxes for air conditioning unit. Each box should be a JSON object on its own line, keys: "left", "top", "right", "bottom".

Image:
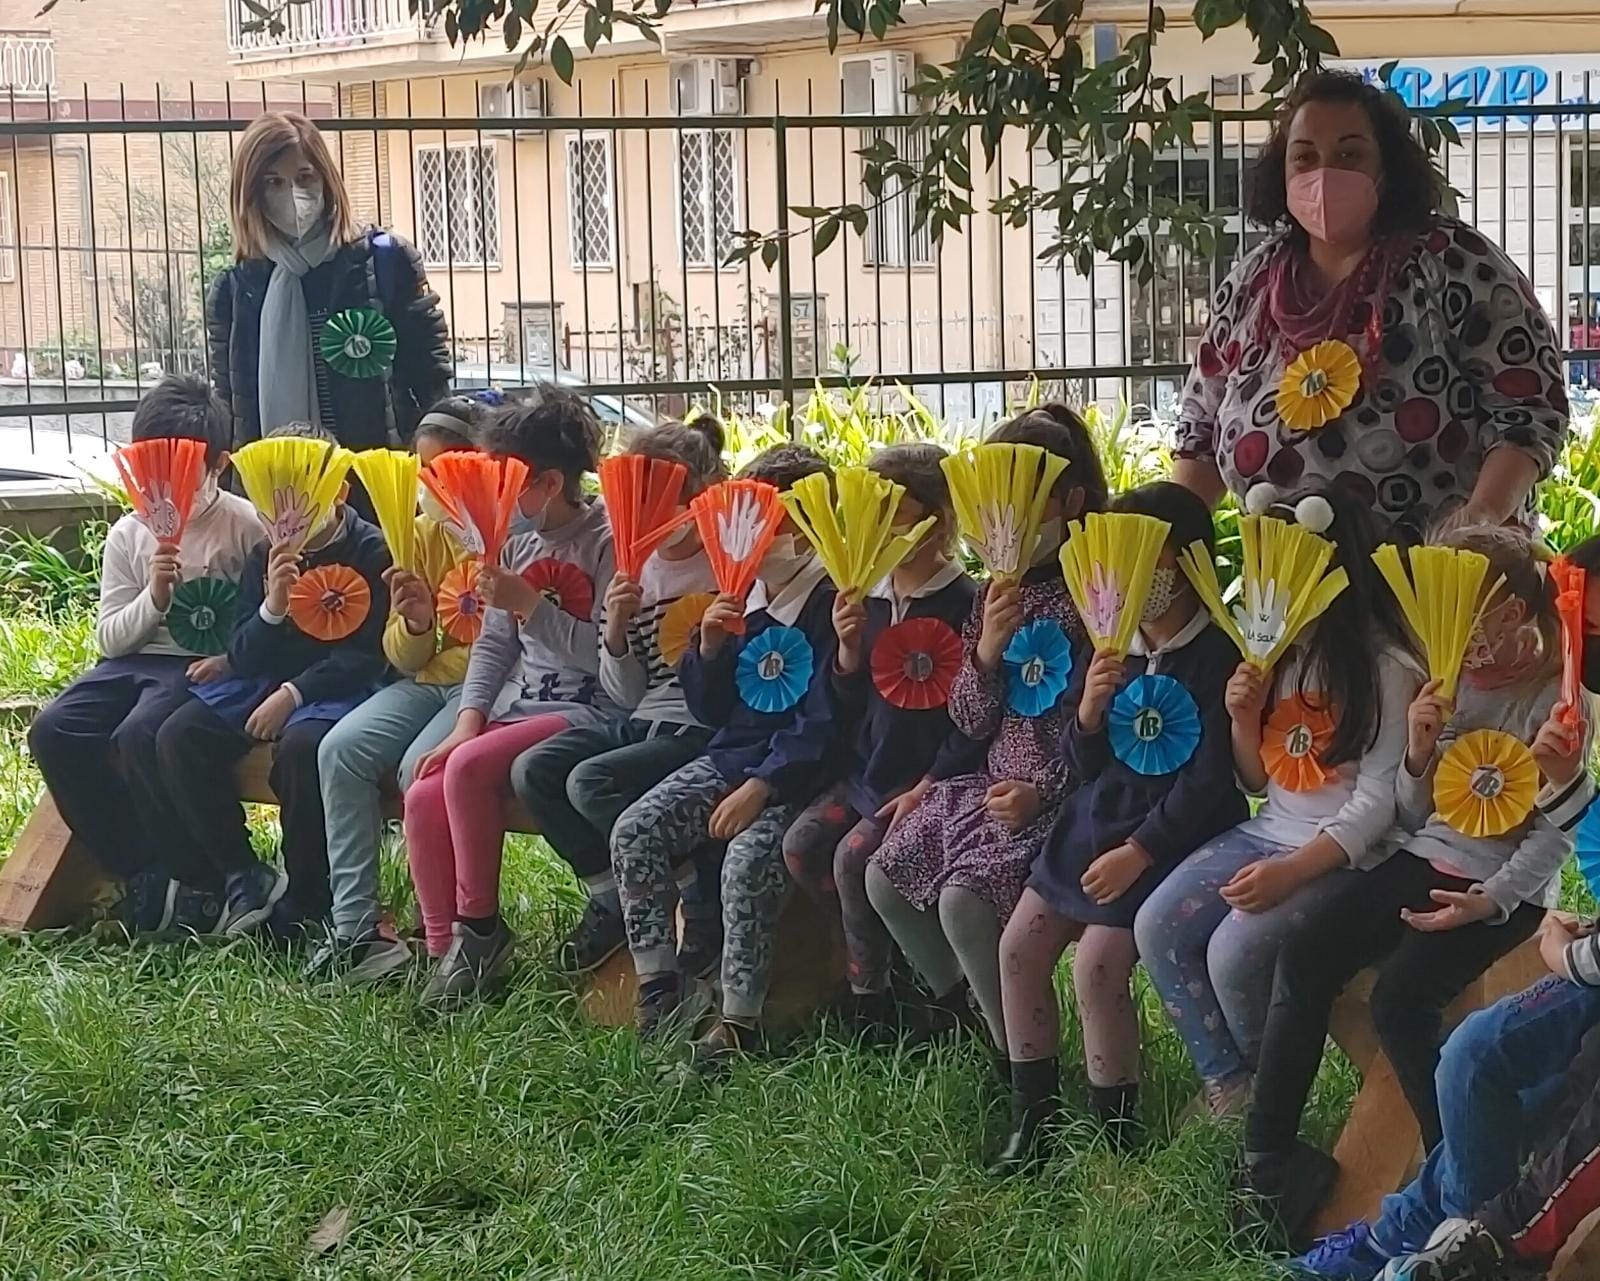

{"left": 669, "top": 56, "right": 753, "bottom": 116}
{"left": 840, "top": 50, "right": 916, "bottom": 115}
{"left": 478, "top": 79, "right": 550, "bottom": 130}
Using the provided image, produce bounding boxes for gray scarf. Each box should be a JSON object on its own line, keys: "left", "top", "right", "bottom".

{"left": 258, "top": 221, "right": 337, "bottom": 434}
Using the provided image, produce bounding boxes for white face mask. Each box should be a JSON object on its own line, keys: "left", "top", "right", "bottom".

{"left": 264, "top": 183, "right": 325, "bottom": 241}
{"left": 197, "top": 473, "right": 220, "bottom": 509}
{"left": 418, "top": 486, "right": 451, "bottom": 528}
{"left": 658, "top": 519, "right": 694, "bottom": 552}
{"left": 1140, "top": 566, "right": 1180, "bottom": 623}
{"left": 1030, "top": 517, "right": 1063, "bottom": 567}
{"left": 759, "top": 533, "right": 810, "bottom": 586}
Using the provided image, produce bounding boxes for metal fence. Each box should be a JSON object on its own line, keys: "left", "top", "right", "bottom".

{"left": 5, "top": 75, "right": 1600, "bottom": 460}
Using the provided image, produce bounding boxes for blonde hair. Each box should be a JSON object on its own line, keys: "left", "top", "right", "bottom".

{"left": 229, "top": 112, "right": 355, "bottom": 261}
{"left": 1439, "top": 523, "right": 1561, "bottom": 684}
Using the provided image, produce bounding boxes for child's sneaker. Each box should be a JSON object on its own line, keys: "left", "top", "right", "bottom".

{"left": 341, "top": 932, "right": 413, "bottom": 987}
{"left": 1291, "top": 1221, "right": 1390, "bottom": 1278}
{"left": 170, "top": 884, "right": 225, "bottom": 937}
{"left": 108, "top": 872, "right": 179, "bottom": 935}
{"left": 688, "top": 1017, "right": 759, "bottom": 1076}
{"left": 1381, "top": 1220, "right": 1509, "bottom": 1280}
{"left": 676, "top": 910, "right": 723, "bottom": 980}
{"left": 633, "top": 974, "right": 712, "bottom": 1041}
{"left": 419, "top": 920, "right": 516, "bottom": 1013}
{"left": 220, "top": 863, "right": 290, "bottom": 937}
{"left": 554, "top": 898, "right": 625, "bottom": 975}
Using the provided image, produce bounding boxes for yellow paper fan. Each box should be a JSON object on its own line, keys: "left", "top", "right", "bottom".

{"left": 232, "top": 436, "right": 355, "bottom": 553}
{"left": 940, "top": 443, "right": 1069, "bottom": 580}
{"left": 780, "top": 468, "right": 937, "bottom": 596}
{"left": 1179, "top": 515, "right": 1350, "bottom": 670}
{"left": 1058, "top": 511, "right": 1170, "bottom": 658}
{"left": 350, "top": 449, "right": 420, "bottom": 570}
{"left": 1434, "top": 728, "right": 1538, "bottom": 838}
{"left": 1372, "top": 544, "right": 1503, "bottom": 700}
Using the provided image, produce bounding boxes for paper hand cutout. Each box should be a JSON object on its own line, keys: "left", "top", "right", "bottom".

{"left": 1236, "top": 579, "right": 1289, "bottom": 661}
{"left": 976, "top": 503, "right": 1024, "bottom": 575}
{"left": 1084, "top": 565, "right": 1125, "bottom": 642}
{"left": 270, "top": 486, "right": 315, "bottom": 549}
{"left": 143, "top": 481, "right": 183, "bottom": 541}
{"left": 717, "top": 487, "right": 770, "bottom": 563}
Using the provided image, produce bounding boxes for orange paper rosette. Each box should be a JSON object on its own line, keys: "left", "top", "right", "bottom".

{"left": 1260, "top": 695, "right": 1338, "bottom": 793}
{"left": 287, "top": 564, "right": 371, "bottom": 642}
{"left": 1434, "top": 728, "right": 1539, "bottom": 839}
{"left": 659, "top": 591, "right": 715, "bottom": 667}
{"left": 436, "top": 561, "right": 486, "bottom": 643}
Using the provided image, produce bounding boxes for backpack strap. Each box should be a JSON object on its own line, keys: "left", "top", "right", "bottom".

{"left": 365, "top": 231, "right": 402, "bottom": 448}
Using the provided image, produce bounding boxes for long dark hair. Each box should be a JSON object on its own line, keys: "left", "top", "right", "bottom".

{"left": 988, "top": 403, "right": 1109, "bottom": 516}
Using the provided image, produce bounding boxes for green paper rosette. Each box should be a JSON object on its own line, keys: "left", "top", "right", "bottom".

{"left": 319, "top": 308, "right": 397, "bottom": 380}
{"left": 168, "top": 577, "right": 239, "bottom": 656}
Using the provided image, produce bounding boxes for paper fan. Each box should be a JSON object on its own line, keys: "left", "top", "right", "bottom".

{"left": 599, "top": 454, "right": 693, "bottom": 580}
{"left": 287, "top": 563, "right": 371, "bottom": 642}
{"left": 1059, "top": 512, "right": 1170, "bottom": 658}
{"left": 167, "top": 576, "right": 238, "bottom": 656}
{"left": 941, "top": 443, "right": 1069, "bottom": 579}
{"left": 871, "top": 616, "right": 962, "bottom": 710}
{"left": 319, "top": 308, "right": 397, "bottom": 380}
{"left": 1002, "top": 617, "right": 1075, "bottom": 717}
{"left": 523, "top": 557, "right": 594, "bottom": 621}
{"left": 735, "top": 625, "right": 815, "bottom": 714}
{"left": 1179, "top": 515, "right": 1350, "bottom": 671}
{"left": 1260, "top": 695, "right": 1338, "bottom": 793}
{"left": 232, "top": 436, "right": 355, "bottom": 552}
{"left": 113, "top": 437, "right": 207, "bottom": 543}
{"left": 781, "top": 468, "right": 937, "bottom": 595}
{"left": 350, "top": 449, "right": 420, "bottom": 570}
{"left": 436, "top": 561, "right": 486, "bottom": 643}
{"left": 1552, "top": 555, "right": 1587, "bottom": 730}
{"left": 1435, "top": 728, "right": 1539, "bottom": 838}
{"left": 421, "top": 452, "right": 530, "bottom": 565}
{"left": 1109, "top": 673, "right": 1202, "bottom": 776}
{"left": 691, "top": 479, "right": 785, "bottom": 634}
{"left": 658, "top": 591, "right": 716, "bottom": 667}
{"left": 1372, "top": 544, "right": 1502, "bottom": 700}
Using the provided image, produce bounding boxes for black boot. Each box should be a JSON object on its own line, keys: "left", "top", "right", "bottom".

{"left": 988, "top": 1057, "right": 1059, "bottom": 1176}
{"left": 1241, "top": 1140, "right": 1340, "bottom": 1250}
{"left": 1089, "top": 1083, "right": 1142, "bottom": 1154}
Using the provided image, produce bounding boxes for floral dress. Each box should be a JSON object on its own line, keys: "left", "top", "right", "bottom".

{"left": 1174, "top": 217, "right": 1568, "bottom": 541}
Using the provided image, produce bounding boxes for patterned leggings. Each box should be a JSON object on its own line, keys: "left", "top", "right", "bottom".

{"left": 610, "top": 755, "right": 796, "bottom": 1022}
{"left": 781, "top": 783, "right": 892, "bottom": 995}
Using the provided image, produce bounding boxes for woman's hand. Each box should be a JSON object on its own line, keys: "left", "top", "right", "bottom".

{"left": 699, "top": 593, "right": 745, "bottom": 658}
{"left": 385, "top": 567, "right": 436, "bottom": 635}
{"left": 709, "top": 778, "right": 772, "bottom": 840}
{"left": 1405, "top": 679, "right": 1451, "bottom": 776}
{"left": 1225, "top": 662, "right": 1270, "bottom": 732}
{"left": 1080, "top": 841, "right": 1152, "bottom": 906}
{"left": 1076, "top": 650, "right": 1125, "bottom": 734}
{"left": 983, "top": 779, "right": 1042, "bottom": 832}
{"left": 1402, "top": 886, "right": 1498, "bottom": 933}
{"left": 974, "top": 579, "right": 1023, "bottom": 673}
{"left": 877, "top": 777, "right": 931, "bottom": 835}
{"left": 1220, "top": 858, "right": 1305, "bottom": 914}
{"left": 833, "top": 592, "right": 867, "bottom": 675}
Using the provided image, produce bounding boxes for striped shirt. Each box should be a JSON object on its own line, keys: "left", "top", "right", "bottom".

{"left": 597, "top": 545, "right": 715, "bottom": 727}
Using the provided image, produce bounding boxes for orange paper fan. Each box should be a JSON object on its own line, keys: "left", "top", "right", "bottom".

{"left": 599, "top": 454, "right": 693, "bottom": 580}
{"left": 690, "top": 479, "right": 784, "bottom": 636}
{"left": 1260, "top": 695, "right": 1339, "bottom": 793}
{"left": 436, "top": 561, "right": 486, "bottom": 643}
{"left": 113, "top": 437, "right": 208, "bottom": 543}
{"left": 287, "top": 563, "right": 371, "bottom": 642}
{"left": 1552, "top": 555, "right": 1587, "bottom": 731}
{"left": 420, "top": 453, "right": 530, "bottom": 567}
{"left": 659, "top": 591, "right": 715, "bottom": 667}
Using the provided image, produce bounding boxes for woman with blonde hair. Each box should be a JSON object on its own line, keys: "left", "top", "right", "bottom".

{"left": 206, "top": 111, "right": 450, "bottom": 453}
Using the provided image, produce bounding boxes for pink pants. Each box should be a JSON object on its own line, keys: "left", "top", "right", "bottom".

{"left": 403, "top": 713, "right": 571, "bottom": 957}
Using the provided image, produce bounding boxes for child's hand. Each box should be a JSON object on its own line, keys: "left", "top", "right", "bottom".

{"left": 1225, "top": 662, "right": 1270, "bottom": 732}
{"left": 478, "top": 564, "right": 539, "bottom": 619}
{"left": 832, "top": 592, "right": 867, "bottom": 675}
{"left": 412, "top": 718, "right": 484, "bottom": 780}
{"left": 384, "top": 567, "right": 436, "bottom": 635}
{"left": 1080, "top": 841, "right": 1152, "bottom": 905}
{"left": 699, "top": 593, "right": 745, "bottom": 659}
{"left": 245, "top": 687, "right": 297, "bottom": 742}
{"left": 264, "top": 541, "right": 300, "bottom": 617}
{"left": 1405, "top": 678, "right": 1452, "bottom": 776}
{"left": 148, "top": 541, "right": 181, "bottom": 613}
{"left": 186, "top": 655, "right": 229, "bottom": 685}
{"left": 1532, "top": 711, "right": 1586, "bottom": 789}
{"left": 1076, "top": 650, "right": 1126, "bottom": 734}
{"left": 1540, "top": 911, "right": 1583, "bottom": 979}
{"left": 983, "top": 779, "right": 1042, "bottom": 832}
{"left": 709, "top": 778, "right": 772, "bottom": 840}
{"left": 1402, "top": 886, "right": 1497, "bottom": 933}
{"left": 602, "top": 575, "right": 643, "bottom": 654}
{"left": 975, "top": 579, "right": 1024, "bottom": 672}
{"left": 877, "top": 776, "right": 931, "bottom": 835}
{"left": 1220, "top": 858, "right": 1304, "bottom": 913}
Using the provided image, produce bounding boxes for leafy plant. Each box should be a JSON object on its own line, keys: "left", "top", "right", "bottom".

{"left": 0, "top": 523, "right": 107, "bottom": 618}
{"left": 1540, "top": 408, "right": 1600, "bottom": 552}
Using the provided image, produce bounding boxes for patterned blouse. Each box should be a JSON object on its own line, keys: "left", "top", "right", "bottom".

{"left": 1173, "top": 217, "right": 1569, "bottom": 539}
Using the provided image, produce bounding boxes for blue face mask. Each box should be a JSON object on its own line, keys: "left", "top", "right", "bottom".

{"left": 510, "top": 507, "right": 546, "bottom": 537}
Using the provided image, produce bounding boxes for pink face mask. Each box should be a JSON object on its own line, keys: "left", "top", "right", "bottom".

{"left": 1287, "top": 167, "right": 1379, "bottom": 245}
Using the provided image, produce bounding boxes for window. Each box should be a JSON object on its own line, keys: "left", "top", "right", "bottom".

{"left": 678, "top": 129, "right": 738, "bottom": 269}
{"left": 862, "top": 126, "right": 933, "bottom": 269}
{"left": 415, "top": 142, "right": 500, "bottom": 268}
{"left": 0, "top": 171, "right": 14, "bottom": 282}
{"left": 566, "top": 134, "right": 615, "bottom": 270}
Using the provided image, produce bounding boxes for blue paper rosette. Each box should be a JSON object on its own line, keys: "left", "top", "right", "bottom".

{"left": 1002, "top": 618, "right": 1074, "bottom": 718}
{"left": 1108, "top": 673, "right": 1201, "bottom": 776}
{"left": 735, "top": 625, "right": 814, "bottom": 714}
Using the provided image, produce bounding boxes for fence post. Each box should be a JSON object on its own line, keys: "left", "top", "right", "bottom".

{"left": 773, "top": 116, "right": 797, "bottom": 434}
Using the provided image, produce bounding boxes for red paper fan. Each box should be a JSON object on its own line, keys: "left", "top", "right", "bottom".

{"left": 420, "top": 453, "right": 529, "bottom": 566}
{"left": 113, "top": 437, "right": 208, "bottom": 543}
{"left": 599, "top": 453, "right": 692, "bottom": 580}
{"left": 871, "top": 617, "right": 963, "bottom": 710}
{"left": 436, "top": 561, "right": 486, "bottom": 643}
{"left": 1552, "top": 555, "right": 1587, "bottom": 731}
{"left": 287, "top": 563, "right": 371, "bottom": 642}
{"left": 690, "top": 479, "right": 784, "bottom": 636}
{"left": 522, "top": 557, "right": 594, "bottom": 620}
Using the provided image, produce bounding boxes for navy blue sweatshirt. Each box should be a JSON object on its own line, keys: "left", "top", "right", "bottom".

{"left": 678, "top": 574, "right": 839, "bottom": 804}
{"left": 1027, "top": 609, "right": 1247, "bottom": 928}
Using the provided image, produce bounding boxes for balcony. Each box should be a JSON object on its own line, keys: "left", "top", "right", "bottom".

{"left": 0, "top": 32, "right": 53, "bottom": 99}
{"left": 227, "top": 0, "right": 449, "bottom": 79}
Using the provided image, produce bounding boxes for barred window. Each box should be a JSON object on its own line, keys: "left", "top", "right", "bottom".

{"left": 566, "top": 133, "right": 615, "bottom": 270}
{"left": 862, "top": 126, "right": 932, "bottom": 269}
{"left": 415, "top": 142, "right": 500, "bottom": 268}
{"left": 678, "top": 129, "right": 738, "bottom": 269}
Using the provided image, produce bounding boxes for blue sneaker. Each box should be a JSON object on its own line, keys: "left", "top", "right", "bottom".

{"left": 1292, "top": 1221, "right": 1390, "bottom": 1279}
{"left": 220, "top": 863, "right": 289, "bottom": 937}
{"left": 108, "top": 872, "right": 178, "bottom": 935}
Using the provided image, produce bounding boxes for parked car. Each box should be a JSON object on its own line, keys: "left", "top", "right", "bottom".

{"left": 450, "top": 364, "right": 658, "bottom": 436}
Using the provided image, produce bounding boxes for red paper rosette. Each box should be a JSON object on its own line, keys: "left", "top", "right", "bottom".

{"left": 287, "top": 564, "right": 371, "bottom": 642}
{"left": 871, "top": 617, "right": 962, "bottom": 710}
{"left": 522, "top": 557, "right": 595, "bottom": 621}
{"left": 436, "top": 561, "right": 486, "bottom": 643}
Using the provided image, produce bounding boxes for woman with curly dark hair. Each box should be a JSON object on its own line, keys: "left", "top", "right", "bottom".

{"left": 1171, "top": 70, "right": 1569, "bottom": 542}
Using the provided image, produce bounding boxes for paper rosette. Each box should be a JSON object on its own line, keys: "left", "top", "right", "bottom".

{"left": 522, "top": 557, "right": 594, "bottom": 621}
{"left": 113, "top": 437, "right": 207, "bottom": 543}
{"left": 319, "top": 308, "right": 397, "bottom": 380}
{"left": 287, "top": 563, "right": 371, "bottom": 642}
{"left": 1278, "top": 339, "right": 1361, "bottom": 432}
{"left": 1372, "top": 544, "right": 1501, "bottom": 700}
{"left": 436, "top": 561, "right": 485, "bottom": 643}
{"left": 1434, "top": 728, "right": 1539, "bottom": 838}
{"left": 781, "top": 468, "right": 936, "bottom": 596}
{"left": 349, "top": 448, "right": 420, "bottom": 570}
{"left": 1552, "top": 555, "right": 1587, "bottom": 730}
{"left": 1109, "top": 673, "right": 1202, "bottom": 777}
{"left": 232, "top": 436, "right": 355, "bottom": 552}
{"left": 167, "top": 576, "right": 238, "bottom": 656}
{"left": 1260, "top": 695, "right": 1338, "bottom": 793}
{"left": 659, "top": 591, "right": 716, "bottom": 668}
{"left": 735, "top": 624, "right": 815, "bottom": 714}
{"left": 1059, "top": 512, "right": 1170, "bottom": 658}
{"left": 1002, "top": 618, "right": 1075, "bottom": 718}
{"left": 941, "top": 442, "right": 1069, "bottom": 580}
{"left": 871, "top": 617, "right": 962, "bottom": 710}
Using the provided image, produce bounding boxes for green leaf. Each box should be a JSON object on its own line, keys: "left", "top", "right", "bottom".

{"left": 1300, "top": 23, "right": 1337, "bottom": 56}
{"left": 812, "top": 217, "right": 841, "bottom": 256}
{"left": 550, "top": 34, "right": 574, "bottom": 82}
{"left": 584, "top": 6, "right": 603, "bottom": 49}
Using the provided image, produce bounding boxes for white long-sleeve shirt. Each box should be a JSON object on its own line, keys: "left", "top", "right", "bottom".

{"left": 96, "top": 489, "right": 266, "bottom": 659}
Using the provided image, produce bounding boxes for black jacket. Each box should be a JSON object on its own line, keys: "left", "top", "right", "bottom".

{"left": 206, "top": 228, "right": 451, "bottom": 452}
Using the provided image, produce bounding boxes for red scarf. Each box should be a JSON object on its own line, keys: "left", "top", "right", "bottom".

{"left": 1255, "top": 234, "right": 1412, "bottom": 369}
